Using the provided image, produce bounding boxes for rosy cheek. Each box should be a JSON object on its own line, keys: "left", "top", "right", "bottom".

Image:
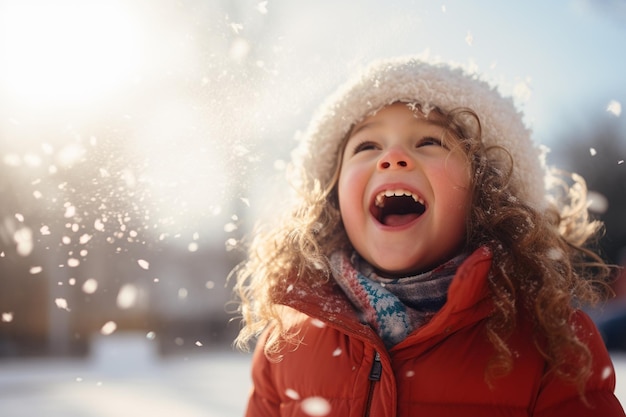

{"left": 442, "top": 162, "right": 471, "bottom": 190}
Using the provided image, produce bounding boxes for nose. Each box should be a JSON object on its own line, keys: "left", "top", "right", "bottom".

{"left": 378, "top": 147, "right": 414, "bottom": 170}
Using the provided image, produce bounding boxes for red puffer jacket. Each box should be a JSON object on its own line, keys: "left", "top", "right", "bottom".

{"left": 245, "top": 248, "right": 625, "bottom": 417}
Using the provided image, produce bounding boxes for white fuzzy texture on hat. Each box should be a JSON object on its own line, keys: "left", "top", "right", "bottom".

{"left": 293, "top": 56, "right": 548, "bottom": 207}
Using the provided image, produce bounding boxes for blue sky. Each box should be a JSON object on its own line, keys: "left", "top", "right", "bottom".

{"left": 260, "top": 0, "right": 626, "bottom": 145}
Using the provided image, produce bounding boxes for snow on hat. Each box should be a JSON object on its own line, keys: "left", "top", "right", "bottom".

{"left": 292, "top": 56, "right": 548, "bottom": 207}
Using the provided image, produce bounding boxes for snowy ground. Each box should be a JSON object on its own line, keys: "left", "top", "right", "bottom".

{"left": 0, "top": 332, "right": 624, "bottom": 417}
{"left": 0, "top": 333, "right": 252, "bottom": 417}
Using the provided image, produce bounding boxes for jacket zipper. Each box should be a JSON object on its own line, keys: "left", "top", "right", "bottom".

{"left": 364, "top": 351, "right": 382, "bottom": 417}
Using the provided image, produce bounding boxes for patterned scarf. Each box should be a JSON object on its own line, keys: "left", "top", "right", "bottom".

{"left": 330, "top": 251, "right": 467, "bottom": 348}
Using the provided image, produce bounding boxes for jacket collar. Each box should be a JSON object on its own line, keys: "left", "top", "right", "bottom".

{"left": 274, "top": 247, "right": 494, "bottom": 348}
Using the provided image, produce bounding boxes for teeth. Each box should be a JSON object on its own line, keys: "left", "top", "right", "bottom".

{"left": 374, "top": 189, "right": 424, "bottom": 207}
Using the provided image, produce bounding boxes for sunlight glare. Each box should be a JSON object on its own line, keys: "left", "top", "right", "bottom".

{"left": 0, "top": 0, "right": 143, "bottom": 109}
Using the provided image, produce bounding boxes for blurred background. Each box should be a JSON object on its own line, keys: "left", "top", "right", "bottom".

{"left": 0, "top": 0, "right": 624, "bottom": 415}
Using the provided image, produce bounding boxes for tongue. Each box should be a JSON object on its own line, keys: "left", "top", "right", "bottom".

{"left": 382, "top": 213, "right": 420, "bottom": 227}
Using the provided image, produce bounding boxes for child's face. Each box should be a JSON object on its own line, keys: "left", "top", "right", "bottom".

{"left": 337, "top": 103, "right": 471, "bottom": 276}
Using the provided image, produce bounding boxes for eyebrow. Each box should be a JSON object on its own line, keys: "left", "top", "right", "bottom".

{"left": 349, "top": 121, "right": 381, "bottom": 137}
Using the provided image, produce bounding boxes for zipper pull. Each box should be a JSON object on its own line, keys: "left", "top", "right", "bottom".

{"left": 369, "top": 351, "right": 382, "bottom": 381}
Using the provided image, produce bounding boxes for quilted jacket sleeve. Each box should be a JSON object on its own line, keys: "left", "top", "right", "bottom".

{"left": 244, "top": 329, "right": 282, "bottom": 417}
{"left": 533, "top": 311, "right": 625, "bottom": 417}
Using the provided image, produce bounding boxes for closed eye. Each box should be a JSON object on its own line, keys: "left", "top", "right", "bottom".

{"left": 417, "top": 136, "right": 446, "bottom": 148}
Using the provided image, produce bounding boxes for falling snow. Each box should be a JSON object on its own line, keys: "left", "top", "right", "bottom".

{"left": 55, "top": 298, "right": 70, "bottom": 311}
{"left": 230, "top": 22, "right": 244, "bottom": 34}
{"left": 311, "top": 318, "right": 326, "bottom": 328}
{"left": 546, "top": 247, "right": 564, "bottom": 261}
{"left": 117, "top": 284, "right": 138, "bottom": 309}
{"left": 225, "top": 238, "right": 238, "bottom": 251}
{"left": 285, "top": 388, "right": 301, "bottom": 400}
{"left": 14, "top": 227, "right": 34, "bottom": 256}
{"left": 587, "top": 190, "right": 609, "bottom": 214}
{"left": 82, "top": 278, "right": 99, "bottom": 294}
{"left": 64, "top": 204, "right": 76, "bottom": 218}
{"left": 79, "top": 233, "right": 92, "bottom": 244}
{"left": 301, "top": 396, "right": 331, "bottom": 417}
{"left": 100, "top": 321, "right": 118, "bottom": 335}
{"left": 94, "top": 219, "right": 105, "bottom": 231}
{"left": 607, "top": 100, "right": 622, "bottom": 117}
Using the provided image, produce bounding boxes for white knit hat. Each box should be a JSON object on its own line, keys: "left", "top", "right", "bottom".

{"left": 292, "top": 56, "right": 548, "bottom": 207}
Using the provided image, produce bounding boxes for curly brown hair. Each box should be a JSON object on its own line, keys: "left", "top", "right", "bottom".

{"left": 233, "top": 103, "right": 612, "bottom": 393}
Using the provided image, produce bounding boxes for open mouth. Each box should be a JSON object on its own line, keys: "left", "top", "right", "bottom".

{"left": 370, "top": 189, "right": 426, "bottom": 227}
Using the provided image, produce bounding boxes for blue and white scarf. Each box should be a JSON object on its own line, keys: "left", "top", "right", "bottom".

{"left": 330, "top": 251, "right": 467, "bottom": 348}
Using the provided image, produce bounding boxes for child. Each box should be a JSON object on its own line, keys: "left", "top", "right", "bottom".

{"left": 234, "top": 56, "right": 626, "bottom": 416}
